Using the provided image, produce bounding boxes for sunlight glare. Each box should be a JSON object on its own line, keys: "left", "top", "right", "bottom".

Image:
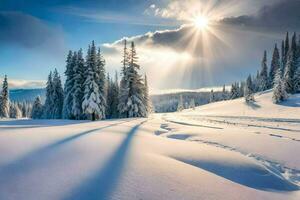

{"left": 193, "top": 16, "right": 209, "bottom": 30}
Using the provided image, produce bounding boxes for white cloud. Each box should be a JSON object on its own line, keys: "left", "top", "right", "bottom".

{"left": 0, "top": 78, "right": 46, "bottom": 89}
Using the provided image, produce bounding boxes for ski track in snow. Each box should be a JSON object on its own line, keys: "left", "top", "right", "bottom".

{"left": 164, "top": 116, "right": 300, "bottom": 142}
{"left": 157, "top": 120, "right": 300, "bottom": 187}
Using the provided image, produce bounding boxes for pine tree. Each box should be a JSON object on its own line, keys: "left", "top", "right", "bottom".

{"left": 244, "top": 75, "right": 254, "bottom": 102}
{"left": 52, "top": 69, "right": 64, "bottom": 119}
{"left": 177, "top": 95, "right": 184, "bottom": 111}
{"left": 10, "top": 103, "right": 22, "bottom": 119}
{"left": 259, "top": 51, "right": 268, "bottom": 91}
{"left": 0, "top": 75, "right": 9, "bottom": 118}
{"left": 126, "top": 42, "right": 147, "bottom": 117}
{"left": 105, "top": 72, "right": 120, "bottom": 118}
{"left": 31, "top": 96, "right": 43, "bottom": 119}
{"left": 273, "top": 68, "right": 287, "bottom": 103}
{"left": 118, "top": 39, "right": 130, "bottom": 117}
{"left": 281, "top": 40, "right": 285, "bottom": 72}
{"left": 82, "top": 41, "right": 105, "bottom": 121}
{"left": 283, "top": 51, "right": 294, "bottom": 93}
{"left": 72, "top": 49, "right": 85, "bottom": 119}
{"left": 284, "top": 32, "right": 290, "bottom": 65}
{"left": 294, "top": 60, "right": 300, "bottom": 93}
{"left": 43, "top": 71, "right": 53, "bottom": 119}
{"left": 63, "top": 50, "right": 75, "bottom": 119}
{"left": 221, "top": 84, "right": 227, "bottom": 100}
{"left": 95, "top": 46, "right": 106, "bottom": 118}
{"left": 269, "top": 44, "right": 280, "bottom": 87}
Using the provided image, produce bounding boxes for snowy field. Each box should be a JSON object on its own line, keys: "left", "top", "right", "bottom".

{"left": 0, "top": 91, "right": 300, "bottom": 200}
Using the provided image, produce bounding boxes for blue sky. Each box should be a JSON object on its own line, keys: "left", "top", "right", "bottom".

{"left": 0, "top": 0, "right": 299, "bottom": 91}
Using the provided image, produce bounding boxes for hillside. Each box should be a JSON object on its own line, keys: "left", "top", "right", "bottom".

{"left": 183, "top": 90, "right": 300, "bottom": 119}
{"left": 9, "top": 88, "right": 45, "bottom": 102}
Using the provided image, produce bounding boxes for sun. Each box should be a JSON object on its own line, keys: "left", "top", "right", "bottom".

{"left": 193, "top": 15, "right": 209, "bottom": 30}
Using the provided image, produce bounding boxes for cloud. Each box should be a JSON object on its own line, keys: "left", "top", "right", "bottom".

{"left": 0, "top": 11, "right": 65, "bottom": 51}
{"left": 220, "top": 0, "right": 300, "bottom": 31}
{"left": 0, "top": 78, "right": 45, "bottom": 89}
{"left": 102, "top": 22, "right": 283, "bottom": 89}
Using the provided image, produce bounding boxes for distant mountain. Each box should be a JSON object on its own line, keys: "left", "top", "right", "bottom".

{"left": 9, "top": 88, "right": 46, "bottom": 102}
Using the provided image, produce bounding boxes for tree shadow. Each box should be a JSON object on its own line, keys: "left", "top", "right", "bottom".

{"left": 0, "top": 120, "right": 129, "bottom": 191}
{"left": 173, "top": 157, "right": 299, "bottom": 192}
{"left": 245, "top": 101, "right": 261, "bottom": 110}
{"left": 63, "top": 121, "right": 145, "bottom": 200}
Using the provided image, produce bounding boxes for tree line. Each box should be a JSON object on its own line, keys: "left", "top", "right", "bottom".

{"left": 208, "top": 32, "right": 300, "bottom": 105}
{"left": 31, "top": 40, "right": 150, "bottom": 120}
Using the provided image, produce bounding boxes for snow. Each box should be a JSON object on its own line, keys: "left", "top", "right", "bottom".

{"left": 0, "top": 91, "right": 300, "bottom": 199}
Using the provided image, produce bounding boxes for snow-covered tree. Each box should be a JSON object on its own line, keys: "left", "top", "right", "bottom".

{"left": 118, "top": 39, "right": 130, "bottom": 117}
{"left": 43, "top": 72, "right": 54, "bottom": 119}
{"left": 269, "top": 44, "right": 280, "bottom": 87}
{"left": 273, "top": 68, "right": 287, "bottom": 103}
{"left": 0, "top": 75, "right": 9, "bottom": 118}
{"left": 52, "top": 69, "right": 64, "bottom": 119}
{"left": 230, "top": 83, "right": 239, "bottom": 99}
{"left": 31, "top": 96, "right": 43, "bottom": 119}
{"left": 72, "top": 49, "right": 85, "bottom": 119}
{"left": 281, "top": 40, "right": 285, "bottom": 72}
{"left": 259, "top": 51, "right": 269, "bottom": 91}
{"left": 283, "top": 51, "right": 294, "bottom": 94}
{"left": 82, "top": 42, "right": 105, "bottom": 121}
{"left": 244, "top": 75, "right": 254, "bottom": 102}
{"left": 126, "top": 42, "right": 147, "bottom": 117}
{"left": 63, "top": 50, "right": 75, "bottom": 119}
{"left": 294, "top": 61, "right": 300, "bottom": 93}
{"left": 95, "top": 46, "right": 106, "bottom": 118}
{"left": 9, "top": 102, "right": 21, "bottom": 118}
{"left": 177, "top": 95, "right": 184, "bottom": 111}
{"left": 284, "top": 32, "right": 289, "bottom": 66}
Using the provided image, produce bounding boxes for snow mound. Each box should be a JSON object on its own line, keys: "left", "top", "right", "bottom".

{"left": 185, "top": 90, "right": 300, "bottom": 119}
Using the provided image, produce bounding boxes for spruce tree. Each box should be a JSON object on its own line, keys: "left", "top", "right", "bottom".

{"left": 82, "top": 41, "right": 105, "bottom": 120}
{"left": 126, "top": 42, "right": 147, "bottom": 117}
{"left": 269, "top": 44, "right": 280, "bottom": 87}
{"left": 52, "top": 69, "right": 64, "bottom": 119}
{"left": 31, "top": 96, "right": 43, "bottom": 119}
{"left": 106, "top": 72, "right": 120, "bottom": 118}
{"left": 294, "top": 61, "right": 300, "bottom": 93}
{"left": 281, "top": 40, "right": 285, "bottom": 72}
{"left": 259, "top": 51, "right": 268, "bottom": 91}
{"left": 118, "top": 39, "right": 130, "bottom": 117}
{"left": 72, "top": 49, "right": 85, "bottom": 119}
{"left": 273, "top": 68, "right": 287, "bottom": 103}
{"left": 63, "top": 50, "right": 75, "bottom": 119}
{"left": 0, "top": 75, "right": 10, "bottom": 118}
{"left": 283, "top": 51, "right": 294, "bottom": 94}
{"left": 43, "top": 71, "right": 53, "bottom": 118}
{"left": 245, "top": 75, "right": 254, "bottom": 102}
{"left": 284, "top": 32, "right": 289, "bottom": 65}
{"left": 96, "top": 46, "right": 106, "bottom": 119}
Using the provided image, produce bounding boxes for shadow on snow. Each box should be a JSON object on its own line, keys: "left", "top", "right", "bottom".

{"left": 63, "top": 121, "right": 145, "bottom": 200}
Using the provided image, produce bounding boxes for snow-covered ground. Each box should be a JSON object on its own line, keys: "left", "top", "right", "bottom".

{"left": 0, "top": 91, "right": 300, "bottom": 200}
